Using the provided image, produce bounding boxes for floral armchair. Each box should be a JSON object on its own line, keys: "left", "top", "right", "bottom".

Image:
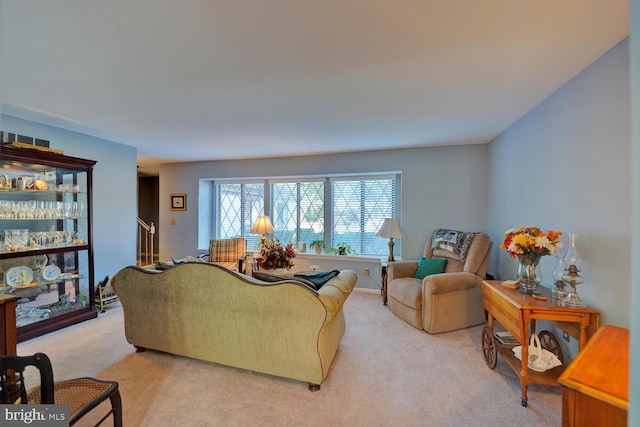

{"left": 386, "top": 229, "right": 493, "bottom": 334}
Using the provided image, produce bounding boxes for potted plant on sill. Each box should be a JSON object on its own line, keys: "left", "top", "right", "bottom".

{"left": 310, "top": 240, "right": 325, "bottom": 254}
{"left": 327, "top": 243, "right": 355, "bottom": 256}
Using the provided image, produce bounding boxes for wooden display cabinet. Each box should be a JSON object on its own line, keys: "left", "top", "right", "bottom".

{"left": 0, "top": 144, "right": 97, "bottom": 342}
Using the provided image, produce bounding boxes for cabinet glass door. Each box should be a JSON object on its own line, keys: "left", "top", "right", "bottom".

{"left": 0, "top": 145, "right": 96, "bottom": 341}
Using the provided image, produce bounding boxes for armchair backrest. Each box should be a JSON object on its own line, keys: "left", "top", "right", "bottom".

{"left": 209, "top": 237, "right": 247, "bottom": 263}
{"left": 423, "top": 229, "right": 493, "bottom": 277}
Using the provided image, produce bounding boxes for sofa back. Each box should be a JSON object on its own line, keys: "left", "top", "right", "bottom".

{"left": 111, "top": 262, "right": 357, "bottom": 386}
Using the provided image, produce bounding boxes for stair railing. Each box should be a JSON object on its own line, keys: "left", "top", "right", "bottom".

{"left": 137, "top": 217, "right": 155, "bottom": 266}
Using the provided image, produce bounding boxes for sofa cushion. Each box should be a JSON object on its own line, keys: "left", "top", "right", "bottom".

{"left": 413, "top": 258, "right": 447, "bottom": 280}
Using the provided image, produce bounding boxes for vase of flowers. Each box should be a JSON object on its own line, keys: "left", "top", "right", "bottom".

{"left": 500, "top": 227, "right": 563, "bottom": 294}
{"left": 256, "top": 238, "right": 296, "bottom": 270}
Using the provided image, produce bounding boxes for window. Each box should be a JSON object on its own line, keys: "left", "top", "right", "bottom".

{"left": 331, "top": 177, "right": 396, "bottom": 255}
{"left": 217, "top": 182, "right": 264, "bottom": 249}
{"left": 204, "top": 173, "right": 399, "bottom": 256}
{"left": 271, "top": 180, "right": 325, "bottom": 245}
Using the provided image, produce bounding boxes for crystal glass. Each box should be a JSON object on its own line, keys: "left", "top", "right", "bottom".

{"left": 561, "top": 233, "right": 586, "bottom": 308}
{"left": 563, "top": 232, "right": 582, "bottom": 271}
{"left": 517, "top": 253, "right": 542, "bottom": 294}
{"left": 5, "top": 228, "right": 29, "bottom": 250}
{"left": 561, "top": 264, "right": 587, "bottom": 308}
{"left": 551, "top": 255, "right": 568, "bottom": 299}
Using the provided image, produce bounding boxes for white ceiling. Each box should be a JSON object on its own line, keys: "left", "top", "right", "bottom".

{"left": 1, "top": 1, "right": 629, "bottom": 174}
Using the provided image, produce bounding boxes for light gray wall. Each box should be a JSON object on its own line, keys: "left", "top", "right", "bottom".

{"left": 630, "top": 0, "right": 639, "bottom": 423}
{"left": 488, "top": 39, "right": 631, "bottom": 331}
{"left": 158, "top": 144, "right": 489, "bottom": 263}
{"left": 0, "top": 0, "right": 2, "bottom": 129}
{"left": 1, "top": 114, "right": 138, "bottom": 281}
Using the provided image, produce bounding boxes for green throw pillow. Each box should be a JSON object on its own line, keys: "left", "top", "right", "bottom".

{"left": 413, "top": 258, "right": 447, "bottom": 280}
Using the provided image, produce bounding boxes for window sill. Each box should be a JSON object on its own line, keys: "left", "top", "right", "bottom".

{"left": 247, "top": 250, "right": 387, "bottom": 263}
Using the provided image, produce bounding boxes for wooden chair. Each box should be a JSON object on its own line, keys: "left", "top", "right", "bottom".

{"left": 0, "top": 352, "right": 122, "bottom": 426}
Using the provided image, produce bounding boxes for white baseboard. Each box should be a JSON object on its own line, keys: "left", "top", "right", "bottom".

{"left": 353, "top": 287, "right": 380, "bottom": 295}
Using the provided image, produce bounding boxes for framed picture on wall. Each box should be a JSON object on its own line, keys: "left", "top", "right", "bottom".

{"left": 170, "top": 194, "right": 186, "bottom": 211}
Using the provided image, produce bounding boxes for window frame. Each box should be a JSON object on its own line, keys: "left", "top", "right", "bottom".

{"left": 200, "top": 172, "right": 401, "bottom": 256}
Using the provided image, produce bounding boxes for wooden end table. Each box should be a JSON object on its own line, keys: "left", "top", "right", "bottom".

{"left": 481, "top": 280, "right": 600, "bottom": 407}
{"left": 0, "top": 294, "right": 19, "bottom": 355}
{"left": 558, "top": 325, "right": 628, "bottom": 426}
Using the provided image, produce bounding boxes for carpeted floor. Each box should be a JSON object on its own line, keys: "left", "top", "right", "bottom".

{"left": 17, "top": 290, "right": 562, "bottom": 426}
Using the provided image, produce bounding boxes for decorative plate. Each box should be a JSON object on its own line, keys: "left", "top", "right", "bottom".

{"left": 42, "top": 265, "right": 61, "bottom": 281}
{"left": 5, "top": 266, "right": 33, "bottom": 287}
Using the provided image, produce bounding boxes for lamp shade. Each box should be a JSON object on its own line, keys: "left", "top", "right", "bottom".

{"left": 376, "top": 218, "right": 407, "bottom": 239}
{"left": 251, "top": 215, "right": 274, "bottom": 235}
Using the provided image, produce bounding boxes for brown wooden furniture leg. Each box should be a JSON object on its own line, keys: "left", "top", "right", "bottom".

{"left": 381, "top": 265, "right": 388, "bottom": 305}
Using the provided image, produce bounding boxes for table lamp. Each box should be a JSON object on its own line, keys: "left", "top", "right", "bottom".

{"left": 376, "top": 218, "right": 407, "bottom": 262}
{"left": 251, "top": 215, "right": 274, "bottom": 246}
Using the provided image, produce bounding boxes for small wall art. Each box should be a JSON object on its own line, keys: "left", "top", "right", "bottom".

{"left": 170, "top": 194, "right": 186, "bottom": 211}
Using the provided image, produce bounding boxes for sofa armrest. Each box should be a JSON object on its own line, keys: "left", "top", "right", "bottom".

{"left": 387, "top": 261, "right": 418, "bottom": 282}
{"left": 423, "top": 271, "right": 483, "bottom": 295}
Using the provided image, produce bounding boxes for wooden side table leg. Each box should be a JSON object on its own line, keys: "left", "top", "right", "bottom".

{"left": 381, "top": 265, "right": 388, "bottom": 305}
{"left": 520, "top": 318, "right": 530, "bottom": 407}
{"left": 579, "top": 323, "right": 588, "bottom": 350}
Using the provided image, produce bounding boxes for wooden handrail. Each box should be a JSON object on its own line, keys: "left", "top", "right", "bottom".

{"left": 136, "top": 217, "right": 155, "bottom": 266}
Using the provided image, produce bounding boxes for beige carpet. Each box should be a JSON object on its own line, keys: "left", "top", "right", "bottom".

{"left": 17, "top": 290, "right": 562, "bottom": 426}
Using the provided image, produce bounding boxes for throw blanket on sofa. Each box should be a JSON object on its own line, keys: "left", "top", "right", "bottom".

{"left": 294, "top": 270, "right": 340, "bottom": 288}
{"left": 252, "top": 269, "right": 340, "bottom": 290}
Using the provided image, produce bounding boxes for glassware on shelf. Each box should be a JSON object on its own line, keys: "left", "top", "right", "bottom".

{"left": 32, "top": 254, "right": 49, "bottom": 281}
{"left": 0, "top": 199, "right": 84, "bottom": 220}
{"left": 5, "top": 228, "right": 29, "bottom": 250}
{"left": 28, "top": 231, "right": 79, "bottom": 249}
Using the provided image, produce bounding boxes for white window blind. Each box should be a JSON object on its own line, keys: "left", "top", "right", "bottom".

{"left": 331, "top": 176, "right": 395, "bottom": 255}
{"left": 209, "top": 173, "right": 398, "bottom": 256}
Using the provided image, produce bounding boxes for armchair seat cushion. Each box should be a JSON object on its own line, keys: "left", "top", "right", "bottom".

{"left": 388, "top": 277, "right": 423, "bottom": 309}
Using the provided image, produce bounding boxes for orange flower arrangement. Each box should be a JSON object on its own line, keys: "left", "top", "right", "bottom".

{"left": 500, "top": 227, "right": 563, "bottom": 258}
{"left": 256, "top": 238, "right": 296, "bottom": 269}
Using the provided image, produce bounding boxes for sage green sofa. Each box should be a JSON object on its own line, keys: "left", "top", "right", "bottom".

{"left": 111, "top": 262, "right": 357, "bottom": 390}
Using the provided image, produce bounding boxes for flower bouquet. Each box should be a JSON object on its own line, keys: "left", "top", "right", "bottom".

{"left": 500, "top": 227, "right": 563, "bottom": 293}
{"left": 500, "top": 227, "right": 563, "bottom": 258}
{"left": 256, "top": 238, "right": 296, "bottom": 270}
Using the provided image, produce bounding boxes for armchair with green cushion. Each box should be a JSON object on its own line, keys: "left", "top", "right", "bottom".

{"left": 387, "top": 229, "right": 493, "bottom": 334}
